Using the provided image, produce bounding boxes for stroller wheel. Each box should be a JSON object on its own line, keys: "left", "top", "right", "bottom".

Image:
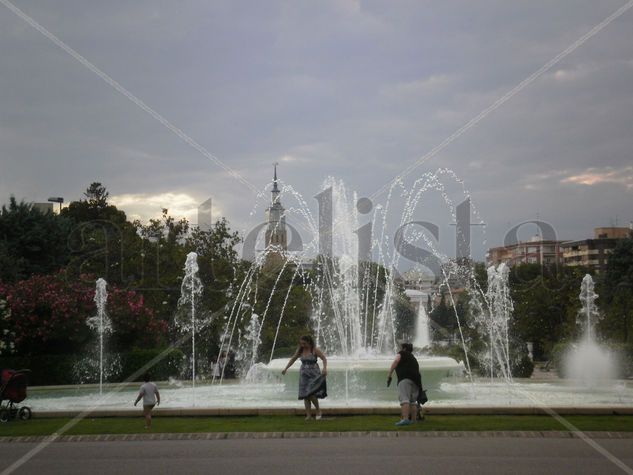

{"left": 18, "top": 407, "right": 32, "bottom": 421}
{"left": 0, "top": 409, "right": 10, "bottom": 423}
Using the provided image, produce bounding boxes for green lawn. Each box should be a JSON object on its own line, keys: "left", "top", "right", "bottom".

{"left": 0, "top": 415, "right": 632, "bottom": 437}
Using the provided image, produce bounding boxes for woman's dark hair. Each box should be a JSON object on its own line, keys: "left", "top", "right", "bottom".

{"left": 299, "top": 335, "right": 315, "bottom": 351}
{"left": 400, "top": 343, "right": 413, "bottom": 353}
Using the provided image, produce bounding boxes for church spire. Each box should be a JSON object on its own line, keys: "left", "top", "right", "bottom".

{"left": 264, "top": 162, "right": 287, "bottom": 268}
{"left": 271, "top": 162, "right": 280, "bottom": 200}
{"left": 273, "top": 162, "right": 279, "bottom": 190}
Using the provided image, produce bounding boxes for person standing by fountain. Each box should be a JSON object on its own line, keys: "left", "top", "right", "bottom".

{"left": 387, "top": 343, "right": 423, "bottom": 426}
{"left": 281, "top": 335, "right": 328, "bottom": 420}
{"left": 134, "top": 373, "right": 161, "bottom": 429}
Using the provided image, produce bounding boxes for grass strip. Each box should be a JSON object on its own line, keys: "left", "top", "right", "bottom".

{"left": 0, "top": 415, "right": 632, "bottom": 437}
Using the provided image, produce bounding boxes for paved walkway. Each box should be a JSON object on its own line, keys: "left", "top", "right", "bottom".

{"left": 1, "top": 436, "right": 632, "bottom": 475}
{"left": 1, "top": 430, "right": 633, "bottom": 443}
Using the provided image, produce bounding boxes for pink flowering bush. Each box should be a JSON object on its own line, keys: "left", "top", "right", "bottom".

{"left": 107, "top": 287, "right": 168, "bottom": 350}
{"left": 0, "top": 274, "right": 93, "bottom": 354}
{"left": 0, "top": 273, "right": 167, "bottom": 355}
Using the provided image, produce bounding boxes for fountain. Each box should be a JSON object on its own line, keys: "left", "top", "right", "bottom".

{"left": 23, "top": 172, "right": 633, "bottom": 412}
{"left": 236, "top": 312, "right": 262, "bottom": 377}
{"left": 564, "top": 274, "right": 616, "bottom": 384}
{"left": 405, "top": 289, "right": 431, "bottom": 349}
{"left": 243, "top": 174, "right": 469, "bottom": 397}
{"left": 480, "top": 263, "right": 513, "bottom": 381}
{"left": 86, "top": 278, "right": 112, "bottom": 395}
{"left": 175, "top": 252, "right": 204, "bottom": 397}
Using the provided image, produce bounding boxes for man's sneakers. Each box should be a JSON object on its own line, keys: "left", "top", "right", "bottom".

{"left": 395, "top": 419, "right": 413, "bottom": 426}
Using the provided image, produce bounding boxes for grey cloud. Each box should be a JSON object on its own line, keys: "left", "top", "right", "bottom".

{"left": 1, "top": 0, "right": 632, "bottom": 261}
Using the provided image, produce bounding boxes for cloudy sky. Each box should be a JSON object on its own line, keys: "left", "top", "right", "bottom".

{"left": 1, "top": 0, "right": 632, "bottom": 260}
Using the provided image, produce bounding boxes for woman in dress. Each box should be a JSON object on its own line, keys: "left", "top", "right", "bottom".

{"left": 282, "top": 335, "right": 328, "bottom": 420}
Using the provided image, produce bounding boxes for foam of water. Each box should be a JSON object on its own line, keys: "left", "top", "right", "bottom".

{"left": 564, "top": 340, "right": 616, "bottom": 385}
{"left": 563, "top": 274, "right": 617, "bottom": 386}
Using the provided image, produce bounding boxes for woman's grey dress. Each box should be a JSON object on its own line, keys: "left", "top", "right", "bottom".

{"left": 298, "top": 353, "right": 327, "bottom": 400}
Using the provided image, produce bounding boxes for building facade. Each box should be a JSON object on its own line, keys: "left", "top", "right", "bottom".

{"left": 486, "top": 236, "right": 565, "bottom": 268}
{"left": 31, "top": 202, "right": 54, "bottom": 214}
{"left": 561, "top": 227, "right": 632, "bottom": 273}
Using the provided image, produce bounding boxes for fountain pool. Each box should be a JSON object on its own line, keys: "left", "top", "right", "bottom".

{"left": 25, "top": 377, "right": 633, "bottom": 412}
{"left": 23, "top": 351, "right": 633, "bottom": 412}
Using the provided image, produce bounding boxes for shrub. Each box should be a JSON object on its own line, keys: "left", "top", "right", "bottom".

{"left": 0, "top": 272, "right": 168, "bottom": 355}
{"left": 118, "top": 348, "right": 185, "bottom": 382}
{"left": 512, "top": 354, "right": 535, "bottom": 378}
{"left": 0, "top": 354, "right": 76, "bottom": 385}
{"left": 0, "top": 348, "right": 185, "bottom": 386}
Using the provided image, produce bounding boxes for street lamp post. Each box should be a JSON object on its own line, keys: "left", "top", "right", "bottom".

{"left": 47, "top": 197, "right": 64, "bottom": 213}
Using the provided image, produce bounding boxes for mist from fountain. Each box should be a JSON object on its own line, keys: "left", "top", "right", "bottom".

{"left": 230, "top": 171, "right": 487, "bottom": 394}
{"left": 413, "top": 304, "right": 431, "bottom": 349}
{"left": 236, "top": 312, "right": 262, "bottom": 377}
{"left": 175, "top": 252, "right": 204, "bottom": 399}
{"left": 86, "top": 278, "right": 112, "bottom": 395}
{"left": 564, "top": 274, "right": 616, "bottom": 385}
{"left": 480, "top": 263, "right": 513, "bottom": 382}
{"left": 404, "top": 288, "right": 431, "bottom": 349}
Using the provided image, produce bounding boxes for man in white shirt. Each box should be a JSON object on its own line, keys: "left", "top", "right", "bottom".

{"left": 134, "top": 373, "right": 161, "bottom": 429}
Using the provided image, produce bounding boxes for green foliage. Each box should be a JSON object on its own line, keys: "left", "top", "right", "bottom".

{"left": 0, "top": 182, "right": 245, "bottom": 365}
{"left": 430, "top": 339, "right": 534, "bottom": 378}
{"left": 118, "top": 348, "right": 185, "bottom": 382}
{"left": 430, "top": 292, "right": 453, "bottom": 334}
{"left": 611, "top": 343, "right": 633, "bottom": 377}
{"left": 550, "top": 341, "right": 569, "bottom": 376}
{"left": 512, "top": 353, "right": 535, "bottom": 378}
{"left": 255, "top": 267, "right": 312, "bottom": 360}
{"left": 0, "top": 348, "right": 185, "bottom": 385}
{"left": 61, "top": 183, "right": 141, "bottom": 286}
{"left": 0, "top": 273, "right": 94, "bottom": 355}
{"left": 0, "top": 272, "right": 166, "bottom": 356}
{"left": 0, "top": 197, "right": 73, "bottom": 282}
{"left": 0, "top": 298, "right": 14, "bottom": 356}
{"left": 600, "top": 235, "right": 633, "bottom": 343}
{"left": 602, "top": 234, "right": 633, "bottom": 291}
{"left": 509, "top": 264, "right": 585, "bottom": 360}
{"left": 186, "top": 217, "right": 243, "bottom": 316}
{"left": 393, "top": 289, "right": 416, "bottom": 341}
{"left": 551, "top": 341, "right": 633, "bottom": 378}
{"left": 429, "top": 342, "right": 480, "bottom": 373}
{"left": 0, "top": 354, "right": 77, "bottom": 385}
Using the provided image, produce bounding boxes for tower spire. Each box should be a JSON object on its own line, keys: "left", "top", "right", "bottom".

{"left": 272, "top": 162, "right": 279, "bottom": 193}
{"left": 264, "top": 162, "right": 287, "bottom": 269}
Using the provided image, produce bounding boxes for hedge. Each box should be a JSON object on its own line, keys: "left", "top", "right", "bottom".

{"left": 0, "top": 348, "right": 185, "bottom": 386}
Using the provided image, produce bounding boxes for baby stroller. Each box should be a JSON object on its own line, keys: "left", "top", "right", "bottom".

{"left": 0, "top": 369, "right": 32, "bottom": 422}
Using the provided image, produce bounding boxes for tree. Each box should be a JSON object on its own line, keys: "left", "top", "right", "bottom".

{"left": 393, "top": 290, "right": 416, "bottom": 342}
{"left": 0, "top": 197, "right": 72, "bottom": 282}
{"left": 252, "top": 266, "right": 312, "bottom": 360}
{"left": 430, "top": 291, "right": 454, "bottom": 340}
{"left": 62, "top": 183, "right": 138, "bottom": 285}
{"left": 509, "top": 264, "right": 582, "bottom": 360}
{"left": 186, "top": 217, "right": 242, "bottom": 311}
{"left": 600, "top": 235, "right": 633, "bottom": 343}
{"left": 84, "top": 182, "right": 110, "bottom": 208}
